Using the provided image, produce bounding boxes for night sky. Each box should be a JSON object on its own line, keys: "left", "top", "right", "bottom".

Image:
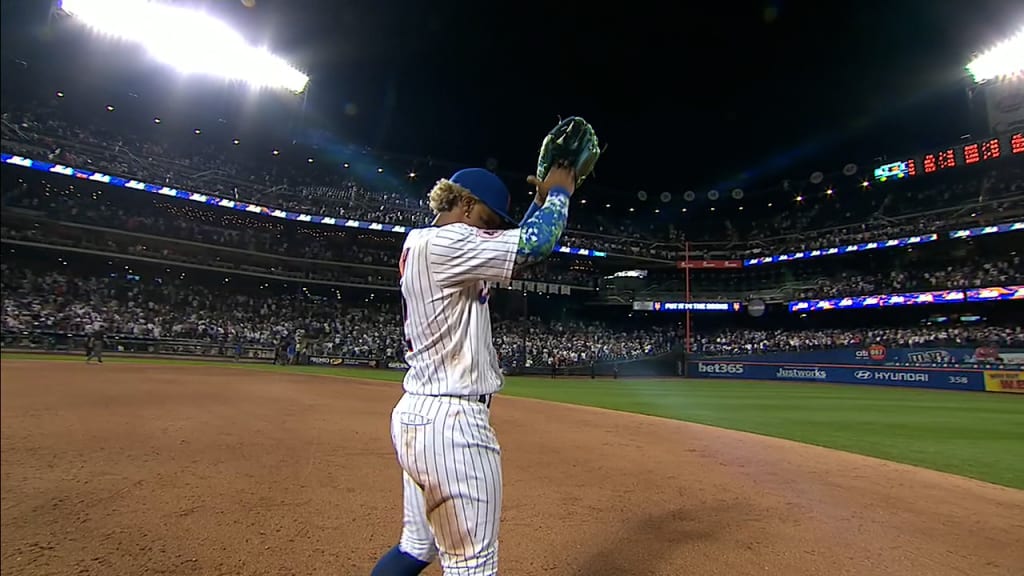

{"left": 2, "top": 0, "right": 1022, "bottom": 203}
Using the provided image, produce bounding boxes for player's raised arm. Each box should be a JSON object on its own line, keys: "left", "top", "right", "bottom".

{"left": 426, "top": 166, "right": 575, "bottom": 287}
{"left": 515, "top": 164, "right": 575, "bottom": 268}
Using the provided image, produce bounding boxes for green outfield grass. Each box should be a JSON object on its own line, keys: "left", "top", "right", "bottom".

{"left": 4, "top": 353, "right": 1022, "bottom": 489}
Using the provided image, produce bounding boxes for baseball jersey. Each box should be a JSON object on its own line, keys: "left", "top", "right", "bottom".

{"left": 398, "top": 222, "right": 519, "bottom": 396}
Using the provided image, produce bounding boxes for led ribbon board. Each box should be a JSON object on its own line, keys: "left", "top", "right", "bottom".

{"left": 634, "top": 301, "right": 743, "bottom": 312}
{"left": 744, "top": 234, "right": 937, "bottom": 267}
{"left": 788, "top": 286, "right": 1023, "bottom": 312}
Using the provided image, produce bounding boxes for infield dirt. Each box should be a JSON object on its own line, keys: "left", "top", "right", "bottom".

{"left": 1, "top": 360, "right": 1022, "bottom": 575}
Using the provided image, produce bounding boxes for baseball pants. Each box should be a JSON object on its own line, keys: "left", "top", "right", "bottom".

{"left": 390, "top": 393, "right": 502, "bottom": 575}
{"left": 87, "top": 345, "right": 103, "bottom": 363}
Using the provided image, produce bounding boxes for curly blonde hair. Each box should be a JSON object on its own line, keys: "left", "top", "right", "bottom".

{"left": 428, "top": 178, "right": 476, "bottom": 214}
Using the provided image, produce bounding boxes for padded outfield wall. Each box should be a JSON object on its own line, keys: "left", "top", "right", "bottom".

{"left": 687, "top": 347, "right": 1024, "bottom": 393}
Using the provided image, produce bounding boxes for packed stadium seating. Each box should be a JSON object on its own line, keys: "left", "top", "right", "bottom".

{"left": 3, "top": 93, "right": 1023, "bottom": 370}
{"left": 3, "top": 241, "right": 1021, "bottom": 367}
{"left": 643, "top": 235, "right": 1023, "bottom": 299}
{"left": 693, "top": 326, "right": 1024, "bottom": 356}
{"left": 0, "top": 261, "right": 680, "bottom": 366}
{"left": 4, "top": 103, "right": 1021, "bottom": 261}
{"left": 2, "top": 165, "right": 1021, "bottom": 303}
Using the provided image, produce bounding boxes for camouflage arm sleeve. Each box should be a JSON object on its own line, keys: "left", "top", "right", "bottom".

{"left": 518, "top": 199, "right": 542, "bottom": 227}
{"left": 515, "top": 188, "right": 570, "bottom": 269}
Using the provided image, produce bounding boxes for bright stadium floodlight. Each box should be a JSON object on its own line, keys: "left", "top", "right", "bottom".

{"left": 966, "top": 26, "right": 1024, "bottom": 83}
{"left": 59, "top": 0, "right": 309, "bottom": 94}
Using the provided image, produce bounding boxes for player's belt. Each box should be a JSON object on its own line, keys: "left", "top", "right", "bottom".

{"left": 423, "top": 394, "right": 493, "bottom": 408}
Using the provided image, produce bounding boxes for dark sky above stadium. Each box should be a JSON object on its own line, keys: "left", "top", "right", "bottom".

{"left": 2, "top": 0, "right": 1022, "bottom": 199}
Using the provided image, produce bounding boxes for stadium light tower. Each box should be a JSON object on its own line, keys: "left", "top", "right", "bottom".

{"left": 966, "top": 26, "right": 1024, "bottom": 84}
{"left": 964, "top": 25, "right": 1024, "bottom": 137}
{"left": 58, "top": 0, "right": 309, "bottom": 94}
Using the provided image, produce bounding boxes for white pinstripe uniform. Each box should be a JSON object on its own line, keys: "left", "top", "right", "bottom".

{"left": 391, "top": 222, "right": 519, "bottom": 575}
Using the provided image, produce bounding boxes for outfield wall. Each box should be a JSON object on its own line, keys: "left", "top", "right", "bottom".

{"left": 688, "top": 345, "right": 1023, "bottom": 393}
{"left": 6, "top": 333, "right": 1020, "bottom": 391}
{"left": 687, "top": 360, "right": 1023, "bottom": 393}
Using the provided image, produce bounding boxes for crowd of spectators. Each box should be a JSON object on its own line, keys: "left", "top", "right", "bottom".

{"left": 5, "top": 171, "right": 1021, "bottom": 301}
{"left": 1, "top": 223, "right": 401, "bottom": 288}
{"left": 693, "top": 325, "right": 1024, "bottom": 356}
{"left": 0, "top": 264, "right": 402, "bottom": 358}
{"left": 3, "top": 94, "right": 1021, "bottom": 375}
{"left": 637, "top": 243, "right": 1022, "bottom": 301}
{"left": 3, "top": 173, "right": 605, "bottom": 288}
{"left": 0, "top": 267, "right": 672, "bottom": 366}
{"left": 2, "top": 170, "right": 402, "bottom": 262}
{"left": 794, "top": 256, "right": 1023, "bottom": 299}
{"left": 4, "top": 105, "right": 1021, "bottom": 261}
{"left": 4, "top": 265, "right": 1019, "bottom": 367}
{"left": 734, "top": 168, "right": 1023, "bottom": 256}
{"left": 492, "top": 319, "right": 677, "bottom": 368}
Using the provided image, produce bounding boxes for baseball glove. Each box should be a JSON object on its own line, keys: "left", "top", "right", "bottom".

{"left": 536, "top": 116, "right": 601, "bottom": 187}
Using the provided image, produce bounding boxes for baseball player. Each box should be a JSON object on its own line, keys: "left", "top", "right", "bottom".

{"left": 371, "top": 164, "right": 576, "bottom": 575}
{"left": 85, "top": 328, "right": 105, "bottom": 364}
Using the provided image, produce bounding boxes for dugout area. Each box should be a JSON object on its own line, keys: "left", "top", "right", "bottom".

{"left": 1, "top": 360, "right": 1022, "bottom": 575}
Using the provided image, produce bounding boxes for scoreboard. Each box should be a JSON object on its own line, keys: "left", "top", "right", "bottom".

{"left": 873, "top": 132, "right": 1022, "bottom": 183}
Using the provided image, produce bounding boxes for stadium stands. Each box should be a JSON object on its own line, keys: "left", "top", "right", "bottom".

{"left": 2, "top": 166, "right": 1021, "bottom": 301}
{"left": 3, "top": 94, "right": 1022, "bottom": 371}
{"left": 3, "top": 104, "right": 1021, "bottom": 260}
{"left": 693, "top": 326, "right": 1024, "bottom": 356}
{"left": 0, "top": 262, "right": 676, "bottom": 366}
{"left": 4, "top": 257, "right": 1019, "bottom": 366}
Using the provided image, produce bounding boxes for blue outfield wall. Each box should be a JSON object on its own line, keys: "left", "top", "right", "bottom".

{"left": 688, "top": 360, "right": 986, "bottom": 391}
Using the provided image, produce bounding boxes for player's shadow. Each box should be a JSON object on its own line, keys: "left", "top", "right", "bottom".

{"left": 574, "top": 503, "right": 736, "bottom": 576}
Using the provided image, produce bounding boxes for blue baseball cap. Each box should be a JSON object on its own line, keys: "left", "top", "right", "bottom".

{"left": 449, "top": 168, "right": 515, "bottom": 227}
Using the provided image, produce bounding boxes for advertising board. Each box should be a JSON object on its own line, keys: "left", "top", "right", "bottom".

{"left": 308, "top": 356, "right": 379, "bottom": 368}
{"left": 690, "top": 361, "right": 984, "bottom": 391}
{"left": 982, "top": 370, "right": 1024, "bottom": 393}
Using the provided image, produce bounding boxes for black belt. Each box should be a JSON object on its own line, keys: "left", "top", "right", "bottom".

{"left": 423, "top": 394, "right": 492, "bottom": 408}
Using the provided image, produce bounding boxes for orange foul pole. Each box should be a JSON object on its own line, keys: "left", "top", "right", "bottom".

{"left": 684, "top": 241, "right": 692, "bottom": 354}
